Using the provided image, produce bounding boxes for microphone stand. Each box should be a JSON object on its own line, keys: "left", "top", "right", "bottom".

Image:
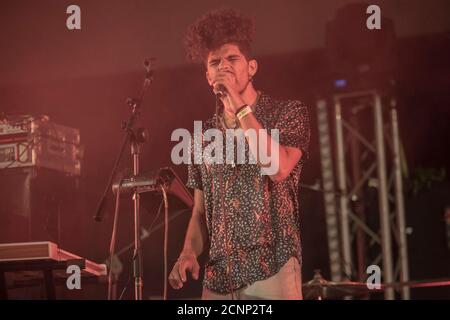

{"left": 93, "top": 58, "right": 154, "bottom": 300}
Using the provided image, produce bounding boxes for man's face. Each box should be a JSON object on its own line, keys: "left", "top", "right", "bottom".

{"left": 205, "top": 43, "right": 257, "bottom": 94}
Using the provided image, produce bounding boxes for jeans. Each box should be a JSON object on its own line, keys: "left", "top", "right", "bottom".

{"left": 201, "top": 256, "right": 303, "bottom": 300}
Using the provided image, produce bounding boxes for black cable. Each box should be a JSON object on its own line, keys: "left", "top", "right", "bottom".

{"left": 118, "top": 199, "right": 165, "bottom": 300}
{"left": 118, "top": 265, "right": 132, "bottom": 300}
{"left": 161, "top": 187, "right": 169, "bottom": 300}
{"left": 108, "top": 179, "right": 122, "bottom": 300}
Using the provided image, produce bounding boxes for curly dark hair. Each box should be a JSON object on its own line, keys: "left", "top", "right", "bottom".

{"left": 184, "top": 8, "right": 255, "bottom": 63}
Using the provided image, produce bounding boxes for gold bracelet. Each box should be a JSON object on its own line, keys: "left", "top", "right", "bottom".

{"left": 236, "top": 105, "right": 253, "bottom": 120}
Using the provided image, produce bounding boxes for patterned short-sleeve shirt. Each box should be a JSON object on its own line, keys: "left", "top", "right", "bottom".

{"left": 186, "top": 92, "right": 310, "bottom": 294}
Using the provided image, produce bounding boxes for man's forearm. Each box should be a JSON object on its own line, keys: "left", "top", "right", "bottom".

{"left": 180, "top": 210, "right": 209, "bottom": 257}
{"left": 238, "top": 112, "right": 297, "bottom": 181}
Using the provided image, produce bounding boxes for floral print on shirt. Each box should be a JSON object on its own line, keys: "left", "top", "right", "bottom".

{"left": 186, "top": 93, "right": 310, "bottom": 294}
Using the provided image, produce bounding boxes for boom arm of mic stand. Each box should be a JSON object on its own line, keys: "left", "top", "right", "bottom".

{"left": 93, "top": 111, "right": 138, "bottom": 222}
{"left": 93, "top": 128, "right": 135, "bottom": 222}
{"left": 93, "top": 59, "right": 154, "bottom": 222}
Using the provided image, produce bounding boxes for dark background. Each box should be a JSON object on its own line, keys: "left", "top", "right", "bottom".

{"left": 0, "top": 0, "right": 449, "bottom": 299}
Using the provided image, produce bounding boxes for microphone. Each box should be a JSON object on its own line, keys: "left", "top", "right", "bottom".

{"left": 214, "top": 84, "right": 227, "bottom": 98}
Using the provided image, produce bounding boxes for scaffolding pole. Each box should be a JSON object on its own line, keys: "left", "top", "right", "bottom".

{"left": 334, "top": 98, "right": 353, "bottom": 280}
{"left": 317, "top": 98, "right": 342, "bottom": 281}
{"left": 390, "top": 103, "right": 410, "bottom": 299}
{"left": 320, "top": 90, "right": 409, "bottom": 300}
{"left": 374, "top": 93, "right": 395, "bottom": 299}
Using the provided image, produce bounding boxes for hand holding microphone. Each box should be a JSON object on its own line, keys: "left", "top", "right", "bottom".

{"left": 212, "top": 71, "right": 246, "bottom": 115}
{"left": 212, "top": 70, "right": 234, "bottom": 98}
{"left": 213, "top": 83, "right": 227, "bottom": 98}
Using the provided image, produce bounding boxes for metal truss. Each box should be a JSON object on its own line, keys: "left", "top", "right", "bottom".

{"left": 316, "top": 90, "right": 410, "bottom": 299}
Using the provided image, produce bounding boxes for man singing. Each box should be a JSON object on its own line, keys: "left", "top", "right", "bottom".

{"left": 168, "top": 8, "right": 310, "bottom": 300}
